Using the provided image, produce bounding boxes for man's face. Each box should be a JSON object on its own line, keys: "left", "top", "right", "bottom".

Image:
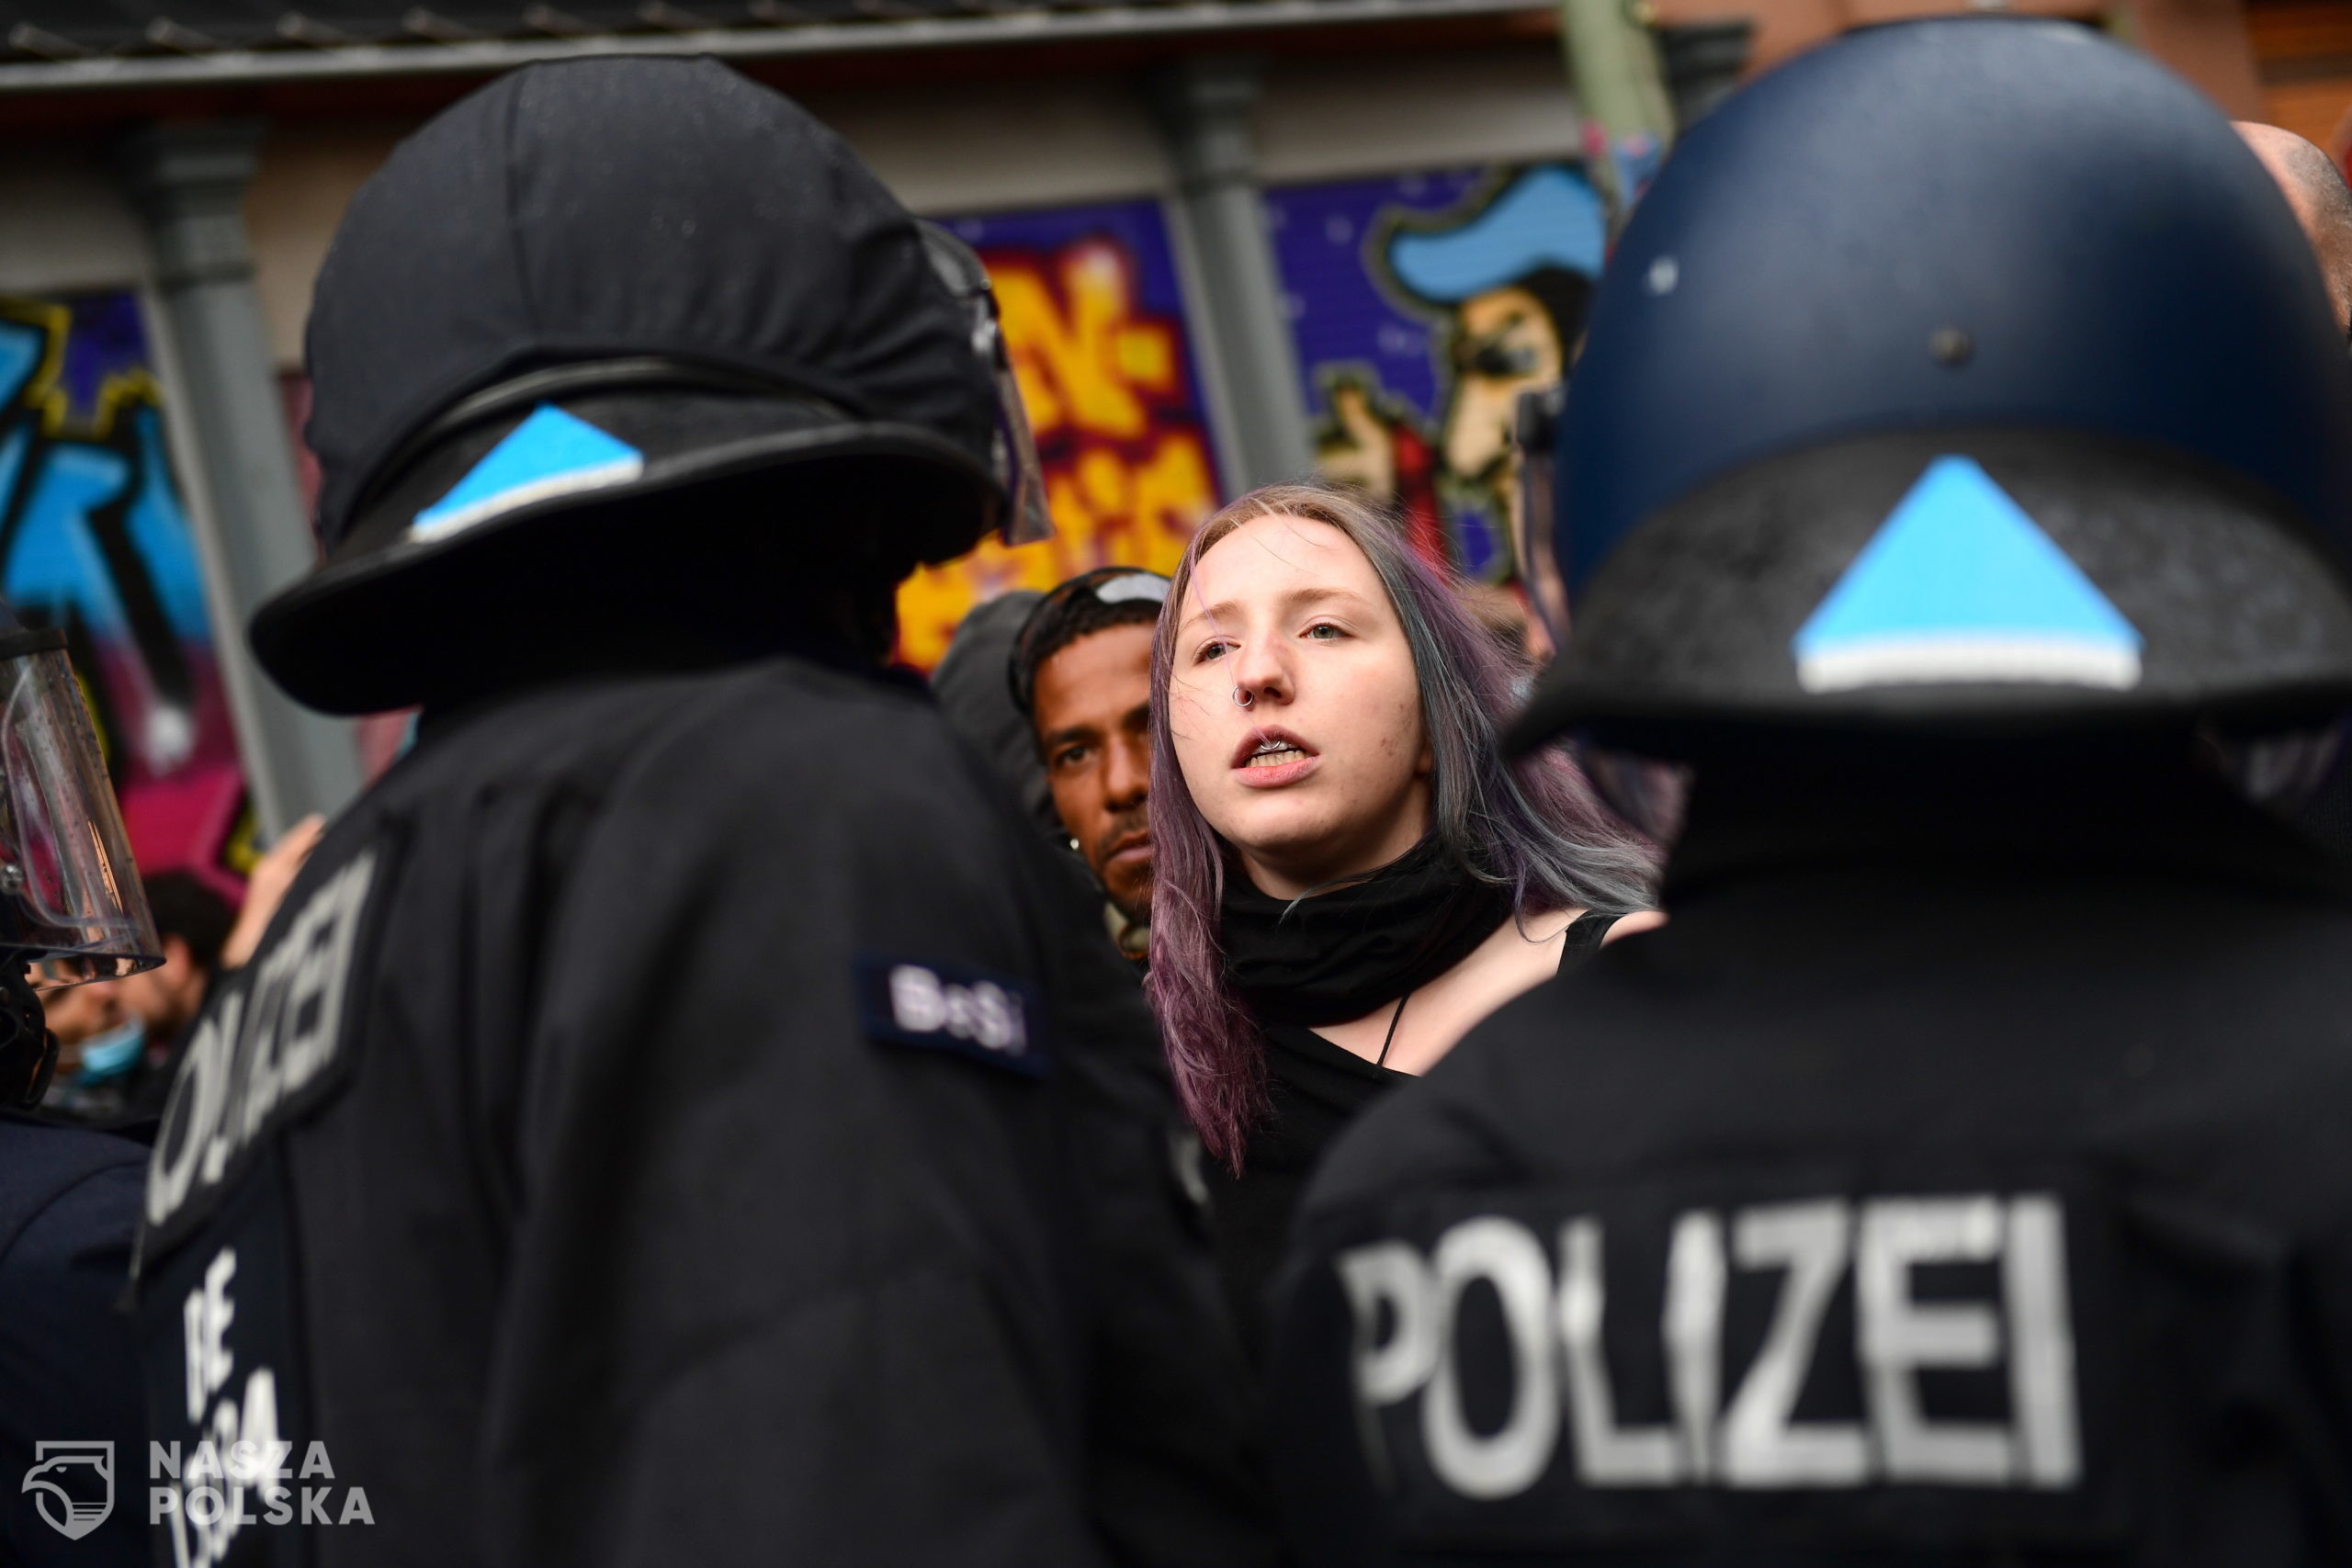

{"left": 40, "top": 974, "right": 125, "bottom": 1078}
{"left": 2235, "top": 122, "right": 2352, "bottom": 338}
{"left": 118, "top": 935, "right": 209, "bottom": 1043}
{"left": 1033, "top": 622, "right": 1156, "bottom": 924}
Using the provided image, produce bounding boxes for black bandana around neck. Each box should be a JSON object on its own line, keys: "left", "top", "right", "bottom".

{"left": 1220, "top": 837, "right": 1516, "bottom": 1027}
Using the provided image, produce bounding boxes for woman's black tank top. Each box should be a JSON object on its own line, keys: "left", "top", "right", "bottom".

{"left": 1204, "top": 909, "right": 1621, "bottom": 1365}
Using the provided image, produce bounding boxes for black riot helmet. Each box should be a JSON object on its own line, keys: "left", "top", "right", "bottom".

{"left": 1509, "top": 17, "right": 2352, "bottom": 760}
{"left": 253, "top": 56, "right": 1048, "bottom": 716}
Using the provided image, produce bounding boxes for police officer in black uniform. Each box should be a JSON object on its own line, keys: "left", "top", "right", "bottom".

{"left": 131, "top": 58, "right": 1269, "bottom": 1567}
{"left": 0, "top": 613, "right": 163, "bottom": 1566}
{"left": 1270, "top": 19, "right": 2352, "bottom": 1566}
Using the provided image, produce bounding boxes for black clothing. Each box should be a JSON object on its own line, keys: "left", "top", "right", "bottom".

{"left": 132, "top": 659, "right": 1272, "bottom": 1568}
{"left": 933, "top": 589, "right": 1058, "bottom": 840}
{"left": 46, "top": 1024, "right": 188, "bottom": 1138}
{"left": 1210, "top": 909, "right": 1618, "bottom": 1366}
{"left": 119, "top": 1031, "right": 184, "bottom": 1129}
{"left": 2288, "top": 716, "right": 2352, "bottom": 865}
{"left": 1224, "top": 841, "right": 1516, "bottom": 1027}
{"left": 1272, "top": 761, "right": 2352, "bottom": 1566}
{"left": 0, "top": 1115, "right": 147, "bottom": 1567}
{"left": 1208, "top": 1022, "right": 1409, "bottom": 1369}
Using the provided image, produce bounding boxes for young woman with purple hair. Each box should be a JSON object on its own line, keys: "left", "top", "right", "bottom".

{"left": 1146, "top": 481, "right": 1659, "bottom": 1354}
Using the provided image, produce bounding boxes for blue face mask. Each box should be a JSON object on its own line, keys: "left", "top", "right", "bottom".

{"left": 75, "top": 1017, "right": 146, "bottom": 1083}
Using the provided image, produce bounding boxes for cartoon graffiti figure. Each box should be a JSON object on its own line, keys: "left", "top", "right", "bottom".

{"left": 1314, "top": 373, "right": 1449, "bottom": 570}
{"left": 1377, "top": 165, "right": 1607, "bottom": 577}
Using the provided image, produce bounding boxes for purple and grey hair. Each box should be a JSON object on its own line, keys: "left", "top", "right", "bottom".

{"left": 1144, "top": 481, "right": 1657, "bottom": 1168}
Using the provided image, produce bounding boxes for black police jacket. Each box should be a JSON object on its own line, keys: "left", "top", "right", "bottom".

{"left": 131, "top": 657, "right": 1272, "bottom": 1568}
{"left": 1272, "top": 763, "right": 2352, "bottom": 1567}
{"left": 0, "top": 1115, "right": 147, "bottom": 1566}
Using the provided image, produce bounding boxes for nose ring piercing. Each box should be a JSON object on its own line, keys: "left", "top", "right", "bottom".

{"left": 1232, "top": 687, "right": 1255, "bottom": 709}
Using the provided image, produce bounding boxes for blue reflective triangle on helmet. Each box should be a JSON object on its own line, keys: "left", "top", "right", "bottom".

{"left": 1792, "top": 456, "right": 2143, "bottom": 693}
{"left": 411, "top": 403, "right": 645, "bottom": 541}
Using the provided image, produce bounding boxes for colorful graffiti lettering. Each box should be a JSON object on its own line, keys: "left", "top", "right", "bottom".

{"left": 895, "top": 200, "right": 1220, "bottom": 671}
{"left": 0, "top": 294, "right": 249, "bottom": 896}
{"left": 1268, "top": 164, "right": 1605, "bottom": 584}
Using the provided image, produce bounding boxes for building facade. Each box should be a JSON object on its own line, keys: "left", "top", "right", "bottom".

{"left": 0, "top": 0, "right": 2331, "bottom": 872}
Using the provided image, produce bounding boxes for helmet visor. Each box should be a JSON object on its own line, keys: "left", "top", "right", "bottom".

{"left": 0, "top": 631, "right": 161, "bottom": 985}
{"left": 919, "top": 221, "right": 1054, "bottom": 546}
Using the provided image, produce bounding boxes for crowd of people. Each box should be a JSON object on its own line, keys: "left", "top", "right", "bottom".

{"left": 36, "top": 819, "right": 322, "bottom": 1131}
{"left": 9, "top": 14, "right": 2352, "bottom": 1567}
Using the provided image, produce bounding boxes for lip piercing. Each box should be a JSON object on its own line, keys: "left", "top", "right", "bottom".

{"left": 1232, "top": 687, "right": 1255, "bottom": 709}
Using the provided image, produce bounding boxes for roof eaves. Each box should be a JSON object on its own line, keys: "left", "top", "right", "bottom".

{"left": 0, "top": 0, "right": 1543, "bottom": 92}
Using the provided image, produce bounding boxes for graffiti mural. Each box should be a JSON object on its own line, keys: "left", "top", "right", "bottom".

{"left": 894, "top": 198, "right": 1221, "bottom": 670}
{"left": 1266, "top": 164, "right": 1606, "bottom": 583}
{"left": 0, "top": 293, "right": 250, "bottom": 896}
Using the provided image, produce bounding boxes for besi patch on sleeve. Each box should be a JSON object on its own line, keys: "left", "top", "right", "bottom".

{"left": 854, "top": 953, "right": 1046, "bottom": 1078}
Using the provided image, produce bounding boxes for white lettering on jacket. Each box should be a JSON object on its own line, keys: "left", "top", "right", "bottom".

{"left": 1339, "top": 1193, "right": 2079, "bottom": 1500}
{"left": 887, "top": 964, "right": 1025, "bottom": 1055}
{"left": 147, "top": 853, "right": 378, "bottom": 1233}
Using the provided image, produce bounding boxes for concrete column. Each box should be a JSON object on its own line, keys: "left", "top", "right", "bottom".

{"left": 1559, "top": 0, "right": 1678, "bottom": 216}
{"left": 1150, "top": 56, "right": 1315, "bottom": 494}
{"left": 116, "top": 121, "right": 361, "bottom": 838}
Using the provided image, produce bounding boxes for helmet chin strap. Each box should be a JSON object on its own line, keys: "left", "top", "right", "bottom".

{"left": 0, "top": 966, "right": 57, "bottom": 1110}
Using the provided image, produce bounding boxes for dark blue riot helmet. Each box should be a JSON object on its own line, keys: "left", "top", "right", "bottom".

{"left": 1509, "top": 17, "right": 2352, "bottom": 759}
